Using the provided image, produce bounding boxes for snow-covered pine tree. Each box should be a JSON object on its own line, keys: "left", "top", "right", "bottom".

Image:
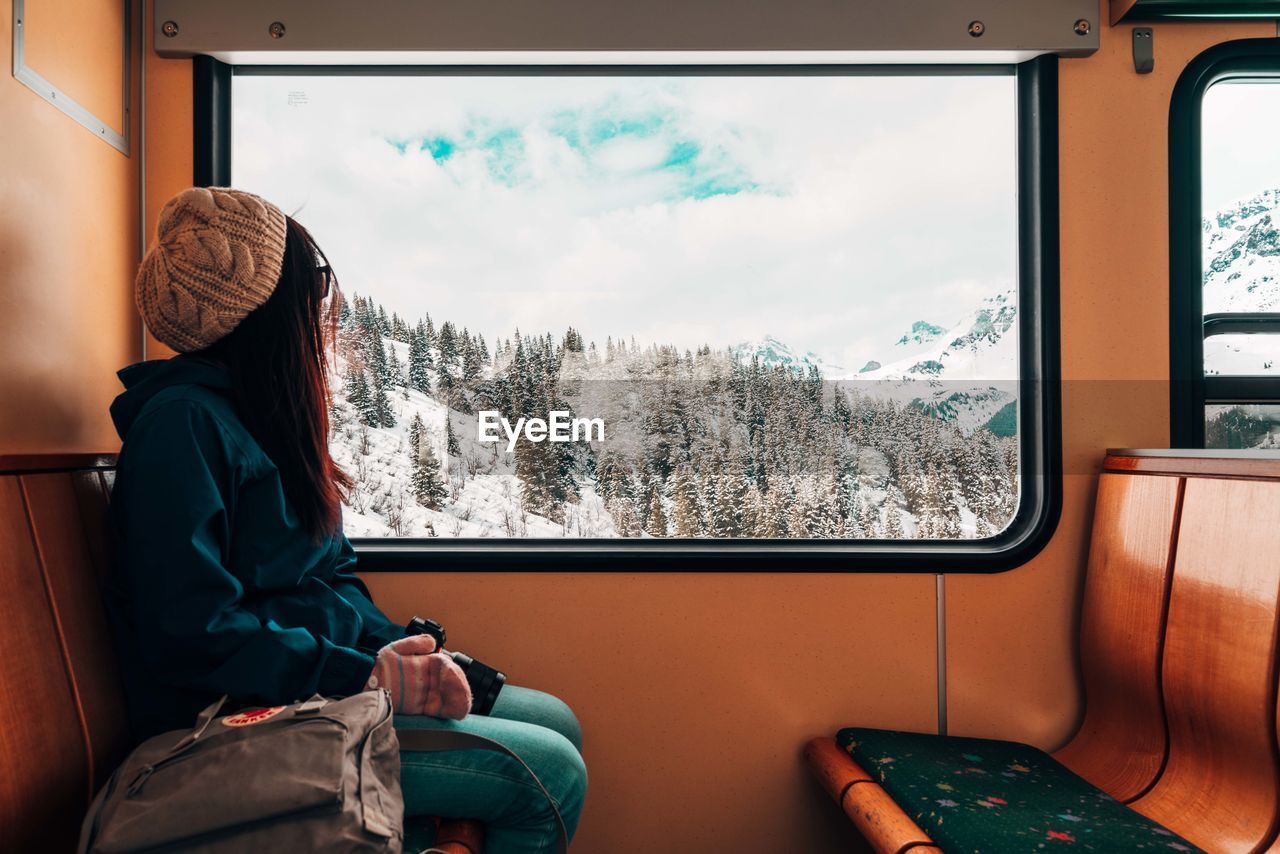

{"left": 408, "top": 320, "right": 433, "bottom": 394}
{"left": 594, "top": 453, "right": 631, "bottom": 502}
{"left": 884, "top": 502, "right": 905, "bottom": 538}
{"left": 645, "top": 488, "right": 667, "bottom": 537}
{"left": 407, "top": 415, "right": 448, "bottom": 509}
{"left": 436, "top": 321, "right": 459, "bottom": 396}
{"left": 461, "top": 328, "right": 484, "bottom": 396}
{"left": 389, "top": 348, "right": 405, "bottom": 388}
{"left": 605, "top": 496, "right": 641, "bottom": 536}
{"left": 346, "top": 366, "right": 379, "bottom": 428}
{"left": 740, "top": 484, "right": 764, "bottom": 538}
{"left": 445, "top": 413, "right": 460, "bottom": 457}
{"left": 858, "top": 497, "right": 879, "bottom": 538}
{"left": 755, "top": 485, "right": 788, "bottom": 538}
{"left": 372, "top": 381, "right": 396, "bottom": 428}
{"left": 413, "top": 440, "right": 448, "bottom": 509}
{"left": 670, "top": 464, "right": 702, "bottom": 537}
{"left": 390, "top": 312, "right": 409, "bottom": 343}
{"left": 407, "top": 413, "right": 423, "bottom": 454}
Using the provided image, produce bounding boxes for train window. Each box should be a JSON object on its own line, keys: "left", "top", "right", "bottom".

{"left": 208, "top": 59, "right": 1060, "bottom": 569}
{"left": 1171, "top": 40, "right": 1280, "bottom": 449}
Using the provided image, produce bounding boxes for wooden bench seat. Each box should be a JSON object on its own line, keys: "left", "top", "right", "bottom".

{"left": 0, "top": 454, "right": 483, "bottom": 854}
{"left": 806, "top": 450, "right": 1280, "bottom": 854}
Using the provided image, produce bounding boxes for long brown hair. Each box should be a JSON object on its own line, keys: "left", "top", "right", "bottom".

{"left": 201, "top": 216, "right": 352, "bottom": 539}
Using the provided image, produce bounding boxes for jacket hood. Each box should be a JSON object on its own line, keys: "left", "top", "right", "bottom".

{"left": 110, "top": 357, "right": 233, "bottom": 440}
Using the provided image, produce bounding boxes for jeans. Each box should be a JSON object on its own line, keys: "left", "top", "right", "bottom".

{"left": 396, "top": 686, "right": 587, "bottom": 854}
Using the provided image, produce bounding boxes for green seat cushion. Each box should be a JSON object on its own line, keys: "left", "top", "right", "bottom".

{"left": 836, "top": 728, "right": 1202, "bottom": 853}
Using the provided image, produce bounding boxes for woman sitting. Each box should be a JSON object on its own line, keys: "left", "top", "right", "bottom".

{"left": 108, "top": 186, "right": 587, "bottom": 853}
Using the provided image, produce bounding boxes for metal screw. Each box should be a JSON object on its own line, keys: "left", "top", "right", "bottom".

{"left": 269, "top": 21, "right": 286, "bottom": 39}
{"left": 968, "top": 20, "right": 985, "bottom": 37}
{"left": 1074, "top": 18, "right": 1091, "bottom": 36}
{"left": 161, "top": 20, "right": 179, "bottom": 38}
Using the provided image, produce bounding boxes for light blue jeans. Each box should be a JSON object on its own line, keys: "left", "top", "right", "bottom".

{"left": 396, "top": 686, "right": 587, "bottom": 854}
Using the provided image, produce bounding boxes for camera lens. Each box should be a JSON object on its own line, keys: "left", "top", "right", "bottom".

{"left": 449, "top": 652, "right": 506, "bottom": 716}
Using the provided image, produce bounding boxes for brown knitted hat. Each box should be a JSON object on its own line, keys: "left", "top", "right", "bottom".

{"left": 136, "top": 186, "right": 288, "bottom": 352}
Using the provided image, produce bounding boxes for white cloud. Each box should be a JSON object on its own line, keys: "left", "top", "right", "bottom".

{"left": 1202, "top": 81, "right": 1280, "bottom": 216}
{"left": 232, "top": 72, "right": 1017, "bottom": 366}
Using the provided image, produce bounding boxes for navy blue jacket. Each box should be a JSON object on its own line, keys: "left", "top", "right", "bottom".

{"left": 108, "top": 357, "right": 405, "bottom": 739}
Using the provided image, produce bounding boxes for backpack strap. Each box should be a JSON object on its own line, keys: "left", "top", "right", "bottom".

{"left": 395, "top": 728, "right": 569, "bottom": 854}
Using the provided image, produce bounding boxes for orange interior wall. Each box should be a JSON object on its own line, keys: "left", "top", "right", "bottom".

{"left": 946, "top": 11, "right": 1273, "bottom": 750}
{"left": 0, "top": 0, "right": 140, "bottom": 454}
{"left": 131, "top": 5, "right": 1271, "bottom": 852}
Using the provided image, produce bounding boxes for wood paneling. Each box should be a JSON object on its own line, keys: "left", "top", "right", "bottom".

{"left": 1053, "top": 472, "right": 1180, "bottom": 801}
{"left": 1105, "top": 452, "right": 1280, "bottom": 480}
{"left": 1130, "top": 478, "right": 1280, "bottom": 851}
{"left": 0, "top": 478, "right": 89, "bottom": 853}
{"left": 23, "top": 473, "right": 130, "bottom": 793}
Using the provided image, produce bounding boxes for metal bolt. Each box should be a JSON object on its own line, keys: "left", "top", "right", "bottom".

{"left": 968, "top": 20, "right": 985, "bottom": 37}
{"left": 161, "top": 20, "right": 179, "bottom": 38}
{"left": 269, "top": 21, "right": 286, "bottom": 39}
{"left": 1074, "top": 18, "right": 1091, "bottom": 36}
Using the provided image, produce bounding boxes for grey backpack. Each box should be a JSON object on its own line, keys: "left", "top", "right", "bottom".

{"left": 78, "top": 691, "right": 567, "bottom": 854}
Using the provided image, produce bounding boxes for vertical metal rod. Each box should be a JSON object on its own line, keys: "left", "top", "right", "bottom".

{"left": 139, "top": 0, "right": 148, "bottom": 361}
{"left": 936, "top": 573, "right": 948, "bottom": 736}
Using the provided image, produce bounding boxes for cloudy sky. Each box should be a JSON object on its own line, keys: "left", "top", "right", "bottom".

{"left": 232, "top": 71, "right": 1017, "bottom": 369}
{"left": 1202, "top": 81, "right": 1280, "bottom": 217}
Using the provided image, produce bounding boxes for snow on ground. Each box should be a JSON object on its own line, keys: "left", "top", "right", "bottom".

{"left": 332, "top": 353, "right": 617, "bottom": 539}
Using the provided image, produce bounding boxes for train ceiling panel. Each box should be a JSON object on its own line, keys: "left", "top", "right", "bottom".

{"left": 151, "top": 0, "right": 1099, "bottom": 64}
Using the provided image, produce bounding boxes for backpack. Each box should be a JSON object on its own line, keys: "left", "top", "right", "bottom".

{"left": 78, "top": 691, "right": 567, "bottom": 854}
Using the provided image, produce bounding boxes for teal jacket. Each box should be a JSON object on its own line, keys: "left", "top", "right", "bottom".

{"left": 109, "top": 357, "right": 405, "bottom": 739}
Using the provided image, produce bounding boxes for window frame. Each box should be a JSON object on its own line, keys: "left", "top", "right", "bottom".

{"left": 1170, "top": 38, "right": 1280, "bottom": 449}
{"left": 193, "top": 55, "right": 1062, "bottom": 572}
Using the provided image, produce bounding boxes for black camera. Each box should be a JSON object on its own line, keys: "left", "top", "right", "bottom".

{"left": 405, "top": 617, "right": 506, "bottom": 716}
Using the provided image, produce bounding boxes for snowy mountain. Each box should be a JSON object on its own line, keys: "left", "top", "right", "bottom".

{"left": 838, "top": 289, "right": 1019, "bottom": 435}
{"left": 895, "top": 320, "right": 947, "bottom": 350}
{"left": 1202, "top": 189, "right": 1280, "bottom": 378}
{"left": 1204, "top": 188, "right": 1280, "bottom": 314}
{"left": 1202, "top": 189, "right": 1280, "bottom": 448}
{"left": 731, "top": 335, "right": 842, "bottom": 376}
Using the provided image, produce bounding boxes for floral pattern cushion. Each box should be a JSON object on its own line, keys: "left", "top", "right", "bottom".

{"left": 836, "top": 728, "right": 1203, "bottom": 853}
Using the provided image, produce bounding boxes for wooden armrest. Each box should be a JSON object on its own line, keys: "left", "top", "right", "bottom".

{"left": 804, "top": 737, "right": 935, "bottom": 854}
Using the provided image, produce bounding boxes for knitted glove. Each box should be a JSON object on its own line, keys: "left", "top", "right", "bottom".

{"left": 366, "top": 633, "right": 472, "bottom": 720}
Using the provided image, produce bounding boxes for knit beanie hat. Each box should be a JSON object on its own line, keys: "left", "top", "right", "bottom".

{"left": 136, "top": 186, "right": 288, "bottom": 352}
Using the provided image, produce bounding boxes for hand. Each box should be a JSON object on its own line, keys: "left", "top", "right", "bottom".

{"left": 366, "top": 634, "right": 472, "bottom": 720}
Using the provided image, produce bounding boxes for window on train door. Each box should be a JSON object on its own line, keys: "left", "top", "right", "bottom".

{"left": 1171, "top": 40, "right": 1280, "bottom": 449}
{"left": 206, "top": 58, "right": 1061, "bottom": 570}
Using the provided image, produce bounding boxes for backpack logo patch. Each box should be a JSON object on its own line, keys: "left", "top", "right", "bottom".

{"left": 222, "top": 706, "right": 286, "bottom": 727}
